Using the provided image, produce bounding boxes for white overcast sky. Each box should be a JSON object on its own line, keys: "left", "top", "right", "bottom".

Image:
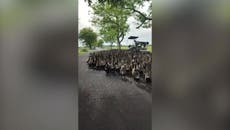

{"left": 78, "top": 0, "right": 152, "bottom": 46}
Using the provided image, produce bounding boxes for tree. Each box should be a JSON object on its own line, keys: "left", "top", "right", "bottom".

{"left": 91, "top": 3, "right": 130, "bottom": 50}
{"left": 96, "top": 39, "right": 104, "bottom": 48}
{"left": 79, "top": 27, "right": 97, "bottom": 49}
{"left": 100, "top": 28, "right": 116, "bottom": 49}
{"left": 85, "top": 0, "right": 152, "bottom": 29}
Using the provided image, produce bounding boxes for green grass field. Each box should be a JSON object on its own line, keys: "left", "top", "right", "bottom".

{"left": 147, "top": 45, "right": 152, "bottom": 52}
{"left": 103, "top": 46, "right": 129, "bottom": 50}
{"left": 78, "top": 47, "right": 89, "bottom": 56}
{"left": 78, "top": 45, "right": 152, "bottom": 55}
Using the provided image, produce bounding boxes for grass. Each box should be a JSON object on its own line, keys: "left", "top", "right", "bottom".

{"left": 103, "top": 46, "right": 129, "bottom": 50}
{"left": 78, "top": 47, "right": 89, "bottom": 56}
{"left": 78, "top": 45, "right": 152, "bottom": 55}
{"left": 147, "top": 45, "right": 152, "bottom": 52}
{"left": 79, "top": 51, "right": 88, "bottom": 56}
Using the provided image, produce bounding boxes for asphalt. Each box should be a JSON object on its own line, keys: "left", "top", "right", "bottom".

{"left": 79, "top": 54, "right": 152, "bottom": 130}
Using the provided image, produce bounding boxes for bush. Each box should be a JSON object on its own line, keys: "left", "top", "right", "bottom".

{"left": 81, "top": 48, "right": 88, "bottom": 52}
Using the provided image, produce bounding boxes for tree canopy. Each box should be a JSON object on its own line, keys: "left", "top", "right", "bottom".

{"left": 85, "top": 0, "right": 152, "bottom": 29}
{"left": 96, "top": 39, "right": 104, "bottom": 47}
{"left": 79, "top": 27, "right": 97, "bottom": 49}
{"left": 92, "top": 3, "right": 130, "bottom": 49}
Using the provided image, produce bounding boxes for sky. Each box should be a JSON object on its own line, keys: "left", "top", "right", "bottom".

{"left": 78, "top": 0, "right": 152, "bottom": 47}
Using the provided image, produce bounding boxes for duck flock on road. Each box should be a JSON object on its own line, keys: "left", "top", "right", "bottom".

{"left": 87, "top": 49, "right": 152, "bottom": 83}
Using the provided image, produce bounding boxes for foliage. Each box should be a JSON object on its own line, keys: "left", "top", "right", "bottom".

{"left": 96, "top": 39, "right": 104, "bottom": 47}
{"left": 91, "top": 2, "right": 130, "bottom": 50}
{"left": 81, "top": 48, "right": 88, "bottom": 52}
{"left": 78, "top": 47, "right": 88, "bottom": 55}
{"left": 85, "top": 0, "right": 152, "bottom": 29}
{"left": 79, "top": 27, "right": 97, "bottom": 49}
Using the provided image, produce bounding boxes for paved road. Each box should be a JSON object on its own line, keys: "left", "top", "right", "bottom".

{"left": 79, "top": 54, "right": 152, "bottom": 130}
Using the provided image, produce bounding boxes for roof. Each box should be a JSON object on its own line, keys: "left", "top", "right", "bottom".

{"left": 128, "top": 36, "right": 139, "bottom": 39}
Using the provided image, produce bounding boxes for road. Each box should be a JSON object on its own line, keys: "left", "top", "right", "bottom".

{"left": 79, "top": 54, "right": 152, "bottom": 130}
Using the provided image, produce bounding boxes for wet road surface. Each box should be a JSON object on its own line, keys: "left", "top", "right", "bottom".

{"left": 79, "top": 54, "right": 152, "bottom": 130}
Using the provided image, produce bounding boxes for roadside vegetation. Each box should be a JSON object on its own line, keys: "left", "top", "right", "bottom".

{"left": 79, "top": 0, "right": 152, "bottom": 55}
{"left": 78, "top": 45, "right": 152, "bottom": 56}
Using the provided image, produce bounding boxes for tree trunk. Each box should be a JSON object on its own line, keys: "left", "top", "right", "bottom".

{"left": 117, "top": 33, "right": 124, "bottom": 50}
{"left": 111, "top": 42, "right": 113, "bottom": 49}
{"left": 117, "top": 38, "right": 121, "bottom": 50}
